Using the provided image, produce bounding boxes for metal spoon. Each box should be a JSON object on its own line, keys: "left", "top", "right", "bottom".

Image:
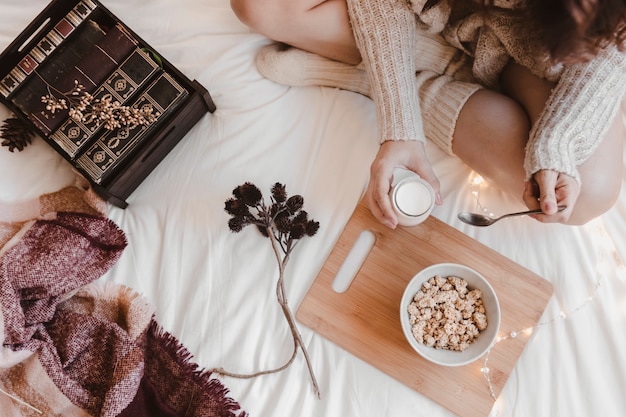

{"left": 458, "top": 206, "right": 566, "bottom": 227}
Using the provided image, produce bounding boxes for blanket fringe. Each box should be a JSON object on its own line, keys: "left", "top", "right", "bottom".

{"left": 148, "top": 320, "right": 249, "bottom": 417}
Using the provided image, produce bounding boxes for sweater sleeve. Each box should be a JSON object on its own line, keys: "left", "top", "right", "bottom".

{"left": 346, "top": 0, "right": 426, "bottom": 144}
{"left": 524, "top": 45, "right": 626, "bottom": 183}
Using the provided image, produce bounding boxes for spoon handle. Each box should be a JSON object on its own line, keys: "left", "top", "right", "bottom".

{"left": 502, "top": 205, "right": 566, "bottom": 219}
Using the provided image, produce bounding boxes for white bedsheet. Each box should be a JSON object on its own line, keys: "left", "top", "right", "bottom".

{"left": 1, "top": 1, "right": 625, "bottom": 416}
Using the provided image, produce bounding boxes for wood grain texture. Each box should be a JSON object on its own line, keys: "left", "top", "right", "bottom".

{"left": 297, "top": 200, "right": 553, "bottom": 416}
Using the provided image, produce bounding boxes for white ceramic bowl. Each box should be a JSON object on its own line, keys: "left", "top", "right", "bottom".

{"left": 400, "top": 263, "right": 501, "bottom": 367}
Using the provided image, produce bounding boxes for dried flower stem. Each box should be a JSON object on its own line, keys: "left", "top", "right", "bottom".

{"left": 210, "top": 344, "right": 298, "bottom": 379}
{"left": 270, "top": 230, "right": 321, "bottom": 399}
{"left": 214, "top": 182, "right": 321, "bottom": 398}
{"left": 211, "top": 228, "right": 321, "bottom": 399}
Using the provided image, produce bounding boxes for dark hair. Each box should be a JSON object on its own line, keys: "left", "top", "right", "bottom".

{"left": 426, "top": 0, "right": 626, "bottom": 63}
{"left": 525, "top": 0, "right": 626, "bottom": 63}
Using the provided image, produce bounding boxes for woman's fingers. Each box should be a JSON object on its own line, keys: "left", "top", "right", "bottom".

{"left": 523, "top": 170, "right": 579, "bottom": 223}
{"left": 365, "top": 140, "right": 439, "bottom": 229}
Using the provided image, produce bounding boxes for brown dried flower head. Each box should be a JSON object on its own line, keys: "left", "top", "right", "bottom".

{"left": 224, "top": 182, "right": 320, "bottom": 255}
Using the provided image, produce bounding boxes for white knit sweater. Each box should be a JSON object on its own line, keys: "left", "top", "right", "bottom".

{"left": 346, "top": 0, "right": 626, "bottom": 182}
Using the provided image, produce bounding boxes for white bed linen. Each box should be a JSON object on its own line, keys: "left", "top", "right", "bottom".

{"left": 1, "top": 1, "right": 625, "bottom": 416}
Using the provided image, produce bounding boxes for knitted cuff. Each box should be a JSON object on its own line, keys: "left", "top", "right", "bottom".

{"left": 523, "top": 45, "right": 626, "bottom": 184}
{"left": 417, "top": 72, "right": 483, "bottom": 155}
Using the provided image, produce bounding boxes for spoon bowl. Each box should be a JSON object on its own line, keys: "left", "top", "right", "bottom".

{"left": 458, "top": 206, "right": 566, "bottom": 227}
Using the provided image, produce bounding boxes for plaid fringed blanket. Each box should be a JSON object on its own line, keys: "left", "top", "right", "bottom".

{"left": 0, "top": 183, "right": 247, "bottom": 417}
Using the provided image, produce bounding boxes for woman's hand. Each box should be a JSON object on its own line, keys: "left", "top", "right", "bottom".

{"left": 365, "top": 140, "right": 442, "bottom": 228}
{"left": 522, "top": 169, "right": 580, "bottom": 223}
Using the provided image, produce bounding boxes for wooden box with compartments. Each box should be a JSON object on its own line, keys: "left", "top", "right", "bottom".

{"left": 0, "top": 0, "right": 216, "bottom": 207}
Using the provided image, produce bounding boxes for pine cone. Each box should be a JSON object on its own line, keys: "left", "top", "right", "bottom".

{"left": 1, "top": 117, "right": 37, "bottom": 152}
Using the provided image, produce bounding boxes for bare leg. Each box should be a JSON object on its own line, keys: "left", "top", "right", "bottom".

{"left": 452, "top": 62, "right": 554, "bottom": 195}
{"left": 230, "top": 0, "right": 361, "bottom": 64}
{"left": 455, "top": 61, "right": 624, "bottom": 224}
{"left": 451, "top": 89, "right": 530, "bottom": 194}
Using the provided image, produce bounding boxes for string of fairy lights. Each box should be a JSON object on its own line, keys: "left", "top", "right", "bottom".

{"left": 468, "top": 174, "right": 626, "bottom": 404}
{"left": 1, "top": 175, "right": 624, "bottom": 414}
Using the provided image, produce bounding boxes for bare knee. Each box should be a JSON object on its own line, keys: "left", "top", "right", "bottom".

{"left": 567, "top": 155, "right": 623, "bottom": 225}
{"left": 230, "top": 0, "right": 280, "bottom": 35}
{"left": 231, "top": 0, "right": 307, "bottom": 39}
{"left": 567, "top": 176, "right": 621, "bottom": 225}
{"left": 453, "top": 89, "right": 530, "bottom": 154}
{"left": 452, "top": 89, "right": 530, "bottom": 191}
{"left": 230, "top": 0, "right": 248, "bottom": 23}
{"left": 231, "top": 0, "right": 262, "bottom": 30}
{"left": 231, "top": 0, "right": 360, "bottom": 63}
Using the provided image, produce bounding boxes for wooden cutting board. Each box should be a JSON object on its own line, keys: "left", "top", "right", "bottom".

{"left": 297, "top": 200, "right": 553, "bottom": 417}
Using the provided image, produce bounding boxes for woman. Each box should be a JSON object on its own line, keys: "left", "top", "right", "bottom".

{"left": 230, "top": 0, "right": 626, "bottom": 227}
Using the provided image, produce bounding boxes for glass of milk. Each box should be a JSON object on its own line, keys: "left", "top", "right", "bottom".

{"left": 389, "top": 170, "right": 435, "bottom": 227}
